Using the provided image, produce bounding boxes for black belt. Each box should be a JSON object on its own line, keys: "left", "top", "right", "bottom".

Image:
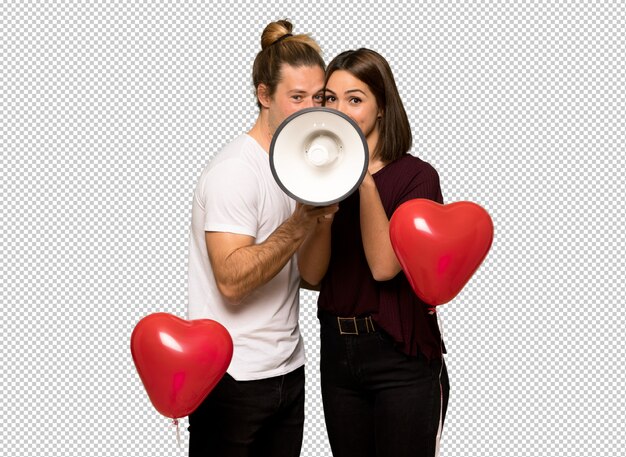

{"left": 319, "top": 311, "right": 376, "bottom": 335}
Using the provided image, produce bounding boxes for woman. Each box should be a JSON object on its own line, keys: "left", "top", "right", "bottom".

{"left": 299, "top": 49, "right": 449, "bottom": 457}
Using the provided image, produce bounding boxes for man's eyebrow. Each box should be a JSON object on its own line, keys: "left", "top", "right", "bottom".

{"left": 286, "top": 88, "right": 325, "bottom": 96}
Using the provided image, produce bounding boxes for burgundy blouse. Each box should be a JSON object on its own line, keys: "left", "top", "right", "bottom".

{"left": 317, "top": 153, "right": 446, "bottom": 360}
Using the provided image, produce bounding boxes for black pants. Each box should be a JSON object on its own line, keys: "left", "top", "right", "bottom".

{"left": 188, "top": 366, "right": 305, "bottom": 457}
{"left": 320, "top": 315, "right": 449, "bottom": 457}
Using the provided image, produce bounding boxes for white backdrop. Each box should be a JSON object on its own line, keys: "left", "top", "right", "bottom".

{"left": 2, "top": 1, "right": 625, "bottom": 456}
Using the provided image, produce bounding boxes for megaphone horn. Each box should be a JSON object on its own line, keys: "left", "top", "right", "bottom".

{"left": 269, "top": 107, "right": 369, "bottom": 206}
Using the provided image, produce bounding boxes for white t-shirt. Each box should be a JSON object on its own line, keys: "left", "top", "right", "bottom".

{"left": 187, "top": 134, "right": 304, "bottom": 381}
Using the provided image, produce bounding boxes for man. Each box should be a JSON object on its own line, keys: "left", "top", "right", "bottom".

{"left": 187, "top": 20, "right": 337, "bottom": 457}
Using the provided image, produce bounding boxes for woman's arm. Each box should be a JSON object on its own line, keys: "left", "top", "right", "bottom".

{"left": 297, "top": 207, "right": 336, "bottom": 286}
{"left": 359, "top": 173, "right": 402, "bottom": 281}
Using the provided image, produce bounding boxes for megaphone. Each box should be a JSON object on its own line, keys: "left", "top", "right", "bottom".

{"left": 269, "top": 107, "right": 369, "bottom": 205}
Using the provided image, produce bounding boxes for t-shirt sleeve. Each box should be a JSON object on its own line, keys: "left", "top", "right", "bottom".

{"left": 196, "top": 158, "right": 259, "bottom": 237}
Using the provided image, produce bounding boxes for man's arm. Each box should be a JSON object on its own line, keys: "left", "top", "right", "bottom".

{"left": 206, "top": 204, "right": 337, "bottom": 304}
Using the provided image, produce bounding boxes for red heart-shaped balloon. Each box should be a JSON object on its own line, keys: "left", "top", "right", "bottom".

{"left": 131, "top": 313, "right": 233, "bottom": 419}
{"left": 389, "top": 199, "right": 493, "bottom": 306}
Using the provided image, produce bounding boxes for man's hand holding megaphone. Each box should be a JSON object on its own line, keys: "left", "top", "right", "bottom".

{"left": 295, "top": 202, "right": 339, "bottom": 225}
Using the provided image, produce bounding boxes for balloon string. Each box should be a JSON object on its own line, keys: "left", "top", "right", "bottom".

{"left": 435, "top": 310, "right": 445, "bottom": 457}
{"left": 172, "top": 418, "right": 181, "bottom": 448}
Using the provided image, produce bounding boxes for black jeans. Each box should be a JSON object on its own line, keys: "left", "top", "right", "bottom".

{"left": 320, "top": 315, "right": 449, "bottom": 457}
{"left": 188, "top": 366, "right": 305, "bottom": 457}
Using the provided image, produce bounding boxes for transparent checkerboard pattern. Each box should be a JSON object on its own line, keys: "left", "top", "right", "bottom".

{"left": 2, "top": 1, "right": 624, "bottom": 456}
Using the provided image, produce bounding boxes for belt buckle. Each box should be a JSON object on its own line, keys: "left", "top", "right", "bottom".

{"left": 337, "top": 316, "right": 358, "bottom": 335}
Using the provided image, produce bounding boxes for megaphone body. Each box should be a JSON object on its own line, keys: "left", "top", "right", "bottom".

{"left": 269, "top": 107, "right": 369, "bottom": 205}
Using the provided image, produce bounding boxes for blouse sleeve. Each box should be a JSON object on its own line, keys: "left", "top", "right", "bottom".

{"left": 396, "top": 160, "right": 443, "bottom": 208}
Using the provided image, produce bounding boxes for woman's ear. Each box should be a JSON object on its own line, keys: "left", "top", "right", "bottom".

{"left": 257, "top": 83, "right": 271, "bottom": 109}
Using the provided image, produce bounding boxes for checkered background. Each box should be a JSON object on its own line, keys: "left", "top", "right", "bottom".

{"left": 2, "top": 1, "right": 625, "bottom": 456}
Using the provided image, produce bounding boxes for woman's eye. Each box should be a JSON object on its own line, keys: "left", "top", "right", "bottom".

{"left": 349, "top": 97, "right": 361, "bottom": 104}
{"left": 325, "top": 95, "right": 336, "bottom": 103}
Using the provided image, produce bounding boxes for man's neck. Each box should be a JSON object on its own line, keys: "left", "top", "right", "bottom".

{"left": 248, "top": 111, "right": 272, "bottom": 153}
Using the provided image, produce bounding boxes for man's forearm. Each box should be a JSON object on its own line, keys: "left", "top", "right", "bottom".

{"left": 213, "top": 216, "right": 308, "bottom": 303}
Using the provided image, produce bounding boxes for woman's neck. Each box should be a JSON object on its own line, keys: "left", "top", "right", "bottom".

{"left": 368, "top": 155, "right": 387, "bottom": 175}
